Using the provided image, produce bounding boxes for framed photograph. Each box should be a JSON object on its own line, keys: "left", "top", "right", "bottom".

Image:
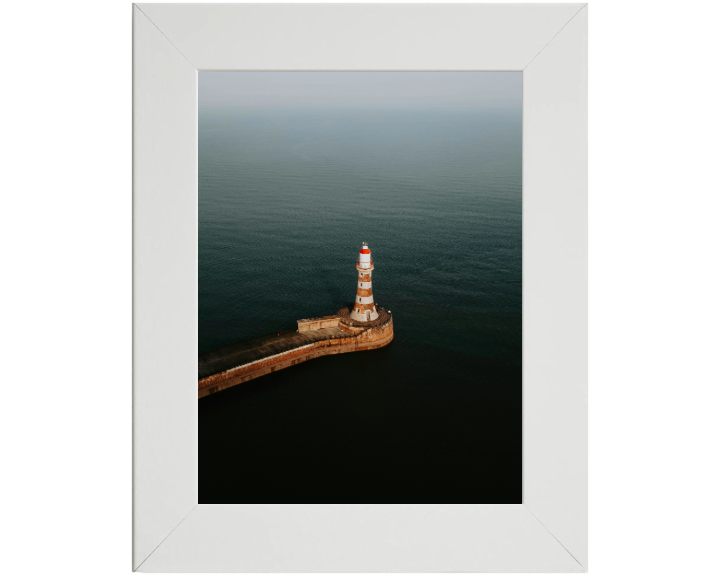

{"left": 133, "top": 3, "right": 587, "bottom": 572}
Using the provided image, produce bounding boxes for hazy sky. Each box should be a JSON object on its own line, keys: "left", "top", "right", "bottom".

{"left": 199, "top": 72, "right": 521, "bottom": 109}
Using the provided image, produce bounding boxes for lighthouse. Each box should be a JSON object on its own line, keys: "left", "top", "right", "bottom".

{"left": 350, "top": 242, "right": 380, "bottom": 322}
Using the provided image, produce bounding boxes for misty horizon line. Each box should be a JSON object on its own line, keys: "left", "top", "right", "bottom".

{"left": 199, "top": 104, "right": 522, "bottom": 110}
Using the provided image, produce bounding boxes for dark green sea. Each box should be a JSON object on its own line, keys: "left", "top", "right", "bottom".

{"left": 198, "top": 107, "right": 522, "bottom": 503}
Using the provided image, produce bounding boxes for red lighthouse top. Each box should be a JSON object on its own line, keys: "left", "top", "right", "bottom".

{"left": 357, "top": 242, "right": 373, "bottom": 270}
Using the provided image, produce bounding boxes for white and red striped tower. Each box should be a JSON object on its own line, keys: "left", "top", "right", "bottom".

{"left": 350, "top": 242, "right": 380, "bottom": 322}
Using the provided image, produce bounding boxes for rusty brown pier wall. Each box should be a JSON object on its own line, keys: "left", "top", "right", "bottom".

{"left": 198, "top": 307, "right": 393, "bottom": 398}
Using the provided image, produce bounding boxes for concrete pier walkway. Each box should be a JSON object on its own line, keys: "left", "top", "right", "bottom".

{"left": 199, "top": 327, "right": 350, "bottom": 380}
{"left": 198, "top": 306, "right": 394, "bottom": 398}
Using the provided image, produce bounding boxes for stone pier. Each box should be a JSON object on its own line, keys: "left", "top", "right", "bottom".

{"left": 198, "top": 307, "right": 393, "bottom": 398}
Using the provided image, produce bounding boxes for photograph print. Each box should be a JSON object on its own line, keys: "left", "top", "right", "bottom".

{"left": 197, "top": 72, "right": 522, "bottom": 504}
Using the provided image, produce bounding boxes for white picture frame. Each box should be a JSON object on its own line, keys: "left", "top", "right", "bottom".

{"left": 133, "top": 3, "right": 587, "bottom": 572}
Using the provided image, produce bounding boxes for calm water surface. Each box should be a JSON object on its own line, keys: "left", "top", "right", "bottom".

{"left": 199, "top": 107, "right": 522, "bottom": 503}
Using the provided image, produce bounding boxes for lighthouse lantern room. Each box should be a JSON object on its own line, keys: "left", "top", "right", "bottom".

{"left": 350, "top": 242, "right": 380, "bottom": 322}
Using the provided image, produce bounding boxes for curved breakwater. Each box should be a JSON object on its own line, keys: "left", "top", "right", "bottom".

{"left": 199, "top": 308, "right": 393, "bottom": 398}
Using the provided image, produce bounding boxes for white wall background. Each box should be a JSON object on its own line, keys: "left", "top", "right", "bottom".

{"left": 1, "top": 0, "right": 718, "bottom": 574}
